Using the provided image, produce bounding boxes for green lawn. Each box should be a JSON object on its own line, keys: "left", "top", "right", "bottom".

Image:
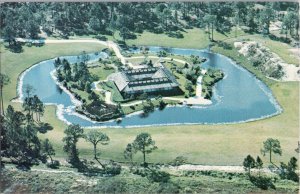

{"left": 1, "top": 42, "right": 107, "bottom": 104}
{"left": 121, "top": 28, "right": 247, "bottom": 50}
{"left": 89, "top": 63, "right": 115, "bottom": 80}
{"left": 101, "top": 81, "right": 125, "bottom": 102}
{"left": 1, "top": 30, "right": 299, "bottom": 166}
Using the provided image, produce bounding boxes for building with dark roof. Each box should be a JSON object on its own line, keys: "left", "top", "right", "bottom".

{"left": 109, "top": 66, "right": 182, "bottom": 98}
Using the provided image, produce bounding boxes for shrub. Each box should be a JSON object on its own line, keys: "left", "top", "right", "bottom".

{"left": 153, "top": 26, "right": 164, "bottom": 34}
{"left": 158, "top": 100, "right": 167, "bottom": 110}
{"left": 249, "top": 176, "right": 275, "bottom": 190}
{"left": 278, "top": 157, "right": 299, "bottom": 182}
{"left": 46, "top": 160, "right": 60, "bottom": 169}
{"left": 105, "top": 161, "right": 122, "bottom": 176}
{"left": 157, "top": 50, "right": 168, "bottom": 57}
{"left": 169, "top": 156, "right": 188, "bottom": 166}
{"left": 94, "top": 35, "right": 107, "bottom": 41}
{"left": 157, "top": 182, "right": 180, "bottom": 193}
{"left": 147, "top": 169, "right": 170, "bottom": 183}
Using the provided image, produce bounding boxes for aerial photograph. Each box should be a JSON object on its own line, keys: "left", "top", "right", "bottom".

{"left": 0, "top": 1, "right": 299, "bottom": 193}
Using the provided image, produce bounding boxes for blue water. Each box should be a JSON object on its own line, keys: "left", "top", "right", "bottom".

{"left": 21, "top": 47, "right": 281, "bottom": 127}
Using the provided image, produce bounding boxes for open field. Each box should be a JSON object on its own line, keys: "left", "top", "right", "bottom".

{"left": 118, "top": 28, "right": 247, "bottom": 50}
{"left": 1, "top": 28, "right": 299, "bottom": 166}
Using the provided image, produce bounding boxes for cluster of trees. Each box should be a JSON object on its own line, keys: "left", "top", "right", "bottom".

{"left": 23, "top": 85, "right": 45, "bottom": 122}
{"left": 139, "top": 96, "right": 167, "bottom": 116}
{"left": 243, "top": 138, "right": 298, "bottom": 190}
{"left": 1, "top": 2, "right": 299, "bottom": 43}
{"left": 54, "top": 54, "right": 124, "bottom": 122}
{"left": 201, "top": 68, "right": 224, "bottom": 99}
{"left": 124, "top": 133, "right": 157, "bottom": 167}
{"left": 62, "top": 124, "right": 157, "bottom": 173}
{"left": 55, "top": 54, "right": 96, "bottom": 94}
{"left": 1, "top": 85, "right": 55, "bottom": 169}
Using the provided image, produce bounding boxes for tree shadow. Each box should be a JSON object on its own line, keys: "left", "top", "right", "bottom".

{"left": 5, "top": 41, "right": 24, "bottom": 53}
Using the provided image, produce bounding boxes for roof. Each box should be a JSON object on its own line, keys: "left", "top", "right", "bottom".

{"left": 110, "top": 66, "right": 179, "bottom": 93}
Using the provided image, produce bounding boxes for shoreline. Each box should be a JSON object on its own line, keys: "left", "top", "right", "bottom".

{"left": 11, "top": 39, "right": 283, "bottom": 128}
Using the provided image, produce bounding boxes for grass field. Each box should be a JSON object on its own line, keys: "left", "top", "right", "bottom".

{"left": 1, "top": 28, "right": 299, "bottom": 166}
{"left": 121, "top": 28, "right": 247, "bottom": 50}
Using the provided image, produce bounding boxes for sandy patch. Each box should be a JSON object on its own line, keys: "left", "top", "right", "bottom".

{"left": 234, "top": 41, "right": 300, "bottom": 81}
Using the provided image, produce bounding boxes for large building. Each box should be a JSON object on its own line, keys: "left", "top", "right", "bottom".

{"left": 109, "top": 66, "right": 182, "bottom": 98}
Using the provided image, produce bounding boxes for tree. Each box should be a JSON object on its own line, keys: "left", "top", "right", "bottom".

{"left": 4, "top": 105, "right": 43, "bottom": 168}
{"left": 261, "top": 138, "right": 282, "bottom": 164}
{"left": 203, "top": 14, "right": 217, "bottom": 41}
{"left": 246, "top": 7, "right": 258, "bottom": 32}
{"left": 124, "top": 143, "right": 135, "bottom": 163}
{"left": 63, "top": 124, "right": 84, "bottom": 166}
{"left": 41, "top": 138, "right": 55, "bottom": 164}
{"left": 89, "top": 16, "right": 101, "bottom": 32}
{"left": 119, "top": 27, "right": 130, "bottom": 43}
{"left": 259, "top": 5, "right": 275, "bottom": 34}
{"left": 0, "top": 115, "right": 4, "bottom": 170}
{"left": 279, "top": 157, "right": 299, "bottom": 182}
{"left": 32, "top": 95, "right": 44, "bottom": 121}
{"left": 256, "top": 156, "right": 263, "bottom": 176}
{"left": 24, "top": 84, "right": 35, "bottom": 98}
{"left": 0, "top": 73, "right": 10, "bottom": 115}
{"left": 84, "top": 129, "right": 109, "bottom": 168}
{"left": 132, "top": 133, "right": 157, "bottom": 167}
{"left": 243, "top": 155, "right": 255, "bottom": 175}
{"left": 282, "top": 10, "right": 298, "bottom": 39}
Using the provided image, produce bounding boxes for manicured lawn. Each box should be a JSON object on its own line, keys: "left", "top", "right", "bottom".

{"left": 89, "top": 63, "right": 115, "bottom": 80}
{"left": 124, "top": 28, "right": 247, "bottom": 50}
{"left": 101, "top": 81, "right": 125, "bottom": 102}
{"left": 126, "top": 57, "right": 159, "bottom": 65}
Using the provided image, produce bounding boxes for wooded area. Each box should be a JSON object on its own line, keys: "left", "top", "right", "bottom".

{"left": 1, "top": 2, "right": 299, "bottom": 43}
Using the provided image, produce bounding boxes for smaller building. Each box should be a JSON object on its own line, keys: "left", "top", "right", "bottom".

{"left": 109, "top": 66, "right": 182, "bottom": 98}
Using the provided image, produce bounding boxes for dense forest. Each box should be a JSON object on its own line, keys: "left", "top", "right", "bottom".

{"left": 0, "top": 2, "right": 299, "bottom": 43}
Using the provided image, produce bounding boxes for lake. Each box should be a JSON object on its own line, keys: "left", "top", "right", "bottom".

{"left": 20, "top": 47, "right": 282, "bottom": 128}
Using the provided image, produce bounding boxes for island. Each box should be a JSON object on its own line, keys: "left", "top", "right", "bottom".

{"left": 53, "top": 47, "right": 224, "bottom": 121}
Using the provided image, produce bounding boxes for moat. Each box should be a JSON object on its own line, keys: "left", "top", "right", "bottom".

{"left": 19, "top": 46, "right": 282, "bottom": 128}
